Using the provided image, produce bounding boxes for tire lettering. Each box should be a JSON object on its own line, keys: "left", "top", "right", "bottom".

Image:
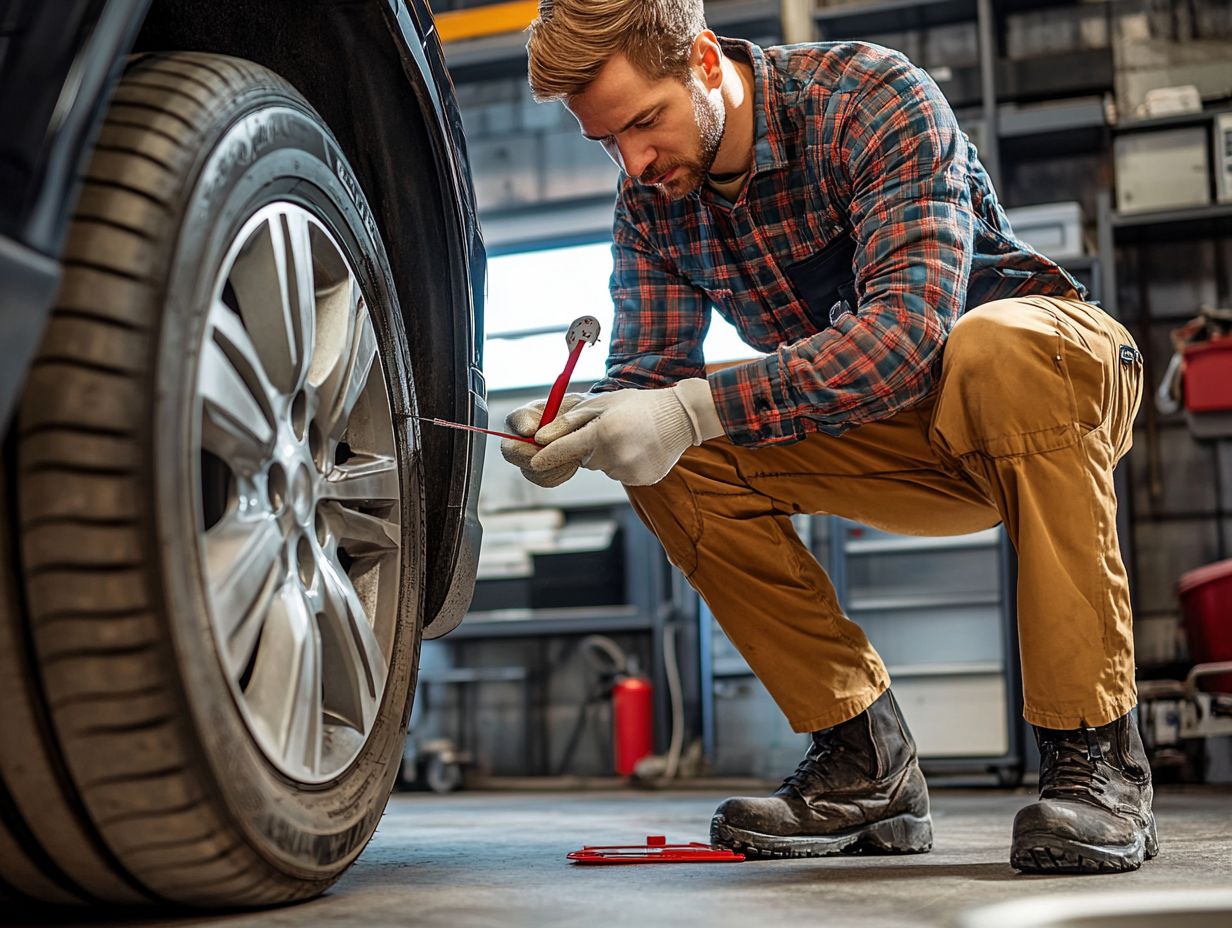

{"left": 331, "top": 150, "right": 382, "bottom": 247}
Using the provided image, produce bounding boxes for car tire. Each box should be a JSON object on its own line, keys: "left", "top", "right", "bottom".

{"left": 0, "top": 52, "right": 425, "bottom": 906}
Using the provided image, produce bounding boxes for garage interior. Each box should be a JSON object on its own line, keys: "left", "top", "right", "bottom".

{"left": 7, "top": 0, "right": 1232, "bottom": 926}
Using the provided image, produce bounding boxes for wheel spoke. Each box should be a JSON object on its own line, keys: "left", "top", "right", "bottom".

{"left": 201, "top": 302, "right": 277, "bottom": 475}
{"left": 228, "top": 211, "right": 316, "bottom": 394}
{"left": 282, "top": 209, "right": 317, "bottom": 390}
{"left": 319, "top": 559, "right": 387, "bottom": 732}
{"left": 319, "top": 501, "right": 400, "bottom": 560}
{"left": 245, "top": 581, "right": 323, "bottom": 776}
{"left": 321, "top": 452, "right": 399, "bottom": 504}
{"left": 204, "top": 510, "right": 284, "bottom": 676}
{"left": 315, "top": 298, "right": 377, "bottom": 444}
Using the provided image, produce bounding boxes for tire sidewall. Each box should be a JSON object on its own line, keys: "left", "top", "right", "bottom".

{"left": 152, "top": 88, "right": 424, "bottom": 877}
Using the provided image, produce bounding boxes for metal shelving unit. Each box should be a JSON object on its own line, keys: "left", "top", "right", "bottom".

{"left": 815, "top": 0, "right": 1121, "bottom": 202}
{"left": 1111, "top": 203, "right": 1232, "bottom": 243}
{"left": 442, "top": 503, "right": 697, "bottom": 770}
{"left": 1098, "top": 109, "right": 1232, "bottom": 621}
{"left": 448, "top": 605, "right": 651, "bottom": 640}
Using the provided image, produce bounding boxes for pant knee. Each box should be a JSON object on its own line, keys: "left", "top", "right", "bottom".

{"left": 942, "top": 300, "right": 1030, "bottom": 384}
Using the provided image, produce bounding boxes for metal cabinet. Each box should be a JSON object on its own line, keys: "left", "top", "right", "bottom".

{"left": 830, "top": 518, "right": 1027, "bottom": 778}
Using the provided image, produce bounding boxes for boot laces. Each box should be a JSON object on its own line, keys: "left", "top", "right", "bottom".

{"left": 780, "top": 734, "right": 844, "bottom": 794}
{"left": 1041, "top": 735, "right": 1110, "bottom": 801}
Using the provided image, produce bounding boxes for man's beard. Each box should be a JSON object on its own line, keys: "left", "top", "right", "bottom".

{"left": 640, "top": 80, "right": 725, "bottom": 199}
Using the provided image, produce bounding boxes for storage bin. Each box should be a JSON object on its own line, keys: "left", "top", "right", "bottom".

{"left": 470, "top": 577, "right": 532, "bottom": 612}
{"left": 1178, "top": 558, "right": 1232, "bottom": 692}
{"left": 530, "top": 539, "right": 624, "bottom": 609}
{"left": 1006, "top": 201, "right": 1085, "bottom": 260}
{"left": 1184, "top": 335, "right": 1232, "bottom": 413}
{"left": 1184, "top": 335, "right": 1232, "bottom": 438}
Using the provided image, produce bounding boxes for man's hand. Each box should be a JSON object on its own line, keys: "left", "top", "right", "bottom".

{"left": 499, "top": 394, "right": 586, "bottom": 488}
{"left": 529, "top": 379, "right": 724, "bottom": 486}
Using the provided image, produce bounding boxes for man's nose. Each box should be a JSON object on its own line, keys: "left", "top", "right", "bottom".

{"left": 615, "top": 139, "right": 656, "bottom": 181}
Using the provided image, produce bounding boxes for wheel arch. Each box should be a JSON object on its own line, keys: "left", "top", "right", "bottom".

{"left": 131, "top": 0, "right": 485, "bottom": 626}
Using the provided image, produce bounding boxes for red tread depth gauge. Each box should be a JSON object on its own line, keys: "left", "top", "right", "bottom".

{"left": 567, "top": 835, "right": 744, "bottom": 864}
{"left": 415, "top": 315, "right": 602, "bottom": 444}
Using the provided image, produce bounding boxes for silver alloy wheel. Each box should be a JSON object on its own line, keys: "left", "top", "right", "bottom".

{"left": 196, "top": 202, "right": 402, "bottom": 783}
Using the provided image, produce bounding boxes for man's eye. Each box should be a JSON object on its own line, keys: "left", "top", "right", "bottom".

{"left": 634, "top": 117, "right": 657, "bottom": 130}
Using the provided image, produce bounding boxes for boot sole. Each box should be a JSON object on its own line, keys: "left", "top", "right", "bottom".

{"left": 711, "top": 812, "right": 933, "bottom": 859}
{"left": 1011, "top": 823, "right": 1159, "bottom": 875}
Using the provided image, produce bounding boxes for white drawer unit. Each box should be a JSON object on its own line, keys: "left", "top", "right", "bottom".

{"left": 830, "top": 520, "right": 1018, "bottom": 765}
{"left": 539, "top": 128, "right": 621, "bottom": 201}
{"left": 893, "top": 671, "right": 1010, "bottom": 758}
{"left": 467, "top": 136, "right": 539, "bottom": 209}
{"left": 1114, "top": 126, "right": 1211, "bottom": 214}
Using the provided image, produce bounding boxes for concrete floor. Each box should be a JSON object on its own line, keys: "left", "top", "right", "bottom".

{"left": 11, "top": 787, "right": 1232, "bottom": 928}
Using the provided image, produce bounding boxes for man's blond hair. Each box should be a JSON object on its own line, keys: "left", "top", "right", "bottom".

{"left": 526, "top": 0, "right": 707, "bottom": 102}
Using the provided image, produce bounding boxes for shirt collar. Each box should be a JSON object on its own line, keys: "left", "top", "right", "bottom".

{"left": 719, "top": 37, "right": 790, "bottom": 176}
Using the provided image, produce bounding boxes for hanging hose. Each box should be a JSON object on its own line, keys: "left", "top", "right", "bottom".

{"left": 580, "top": 635, "right": 628, "bottom": 675}
{"left": 554, "top": 635, "right": 629, "bottom": 776}
{"left": 556, "top": 632, "right": 684, "bottom": 781}
{"left": 662, "top": 622, "right": 685, "bottom": 780}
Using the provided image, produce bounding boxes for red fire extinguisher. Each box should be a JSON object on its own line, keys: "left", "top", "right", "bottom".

{"left": 612, "top": 665, "right": 653, "bottom": 777}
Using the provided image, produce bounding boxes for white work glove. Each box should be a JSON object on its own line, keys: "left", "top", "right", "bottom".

{"left": 529, "top": 379, "right": 724, "bottom": 486}
{"left": 499, "top": 394, "right": 586, "bottom": 488}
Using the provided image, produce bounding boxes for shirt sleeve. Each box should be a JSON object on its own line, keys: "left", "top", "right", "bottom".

{"left": 591, "top": 194, "right": 711, "bottom": 393}
{"left": 709, "top": 51, "right": 974, "bottom": 446}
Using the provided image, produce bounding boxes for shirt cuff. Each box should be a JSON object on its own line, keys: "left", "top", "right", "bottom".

{"left": 708, "top": 354, "right": 804, "bottom": 446}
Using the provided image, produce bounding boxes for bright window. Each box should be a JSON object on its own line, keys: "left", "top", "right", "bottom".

{"left": 482, "top": 241, "right": 761, "bottom": 392}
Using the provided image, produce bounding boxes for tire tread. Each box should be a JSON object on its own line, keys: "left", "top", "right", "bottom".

{"left": 2, "top": 53, "right": 284, "bottom": 907}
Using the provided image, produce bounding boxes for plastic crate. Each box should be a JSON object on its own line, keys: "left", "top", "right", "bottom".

{"left": 1184, "top": 335, "right": 1232, "bottom": 439}
{"left": 1184, "top": 335, "right": 1232, "bottom": 413}
{"left": 1178, "top": 559, "right": 1232, "bottom": 692}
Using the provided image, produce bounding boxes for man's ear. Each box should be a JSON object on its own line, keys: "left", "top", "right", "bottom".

{"left": 690, "top": 30, "right": 723, "bottom": 89}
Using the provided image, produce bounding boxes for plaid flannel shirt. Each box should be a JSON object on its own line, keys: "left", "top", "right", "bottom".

{"left": 594, "top": 39, "right": 1084, "bottom": 446}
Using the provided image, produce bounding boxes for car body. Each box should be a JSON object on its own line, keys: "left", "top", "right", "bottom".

{"left": 0, "top": 0, "right": 486, "bottom": 640}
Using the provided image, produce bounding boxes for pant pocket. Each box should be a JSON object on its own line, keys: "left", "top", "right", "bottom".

{"left": 931, "top": 298, "right": 1095, "bottom": 460}
{"left": 1046, "top": 304, "right": 1109, "bottom": 436}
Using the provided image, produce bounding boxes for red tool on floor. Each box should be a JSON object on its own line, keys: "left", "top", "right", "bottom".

{"left": 415, "top": 315, "right": 601, "bottom": 444}
{"left": 567, "top": 835, "right": 744, "bottom": 865}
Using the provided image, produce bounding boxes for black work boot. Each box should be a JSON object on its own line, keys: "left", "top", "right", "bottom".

{"left": 710, "top": 690, "right": 932, "bottom": 858}
{"left": 1011, "top": 711, "right": 1158, "bottom": 873}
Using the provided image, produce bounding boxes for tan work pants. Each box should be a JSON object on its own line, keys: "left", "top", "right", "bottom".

{"left": 627, "top": 296, "right": 1143, "bottom": 732}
